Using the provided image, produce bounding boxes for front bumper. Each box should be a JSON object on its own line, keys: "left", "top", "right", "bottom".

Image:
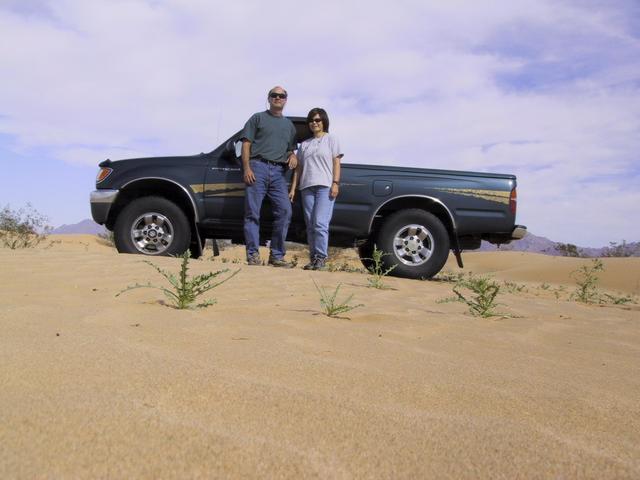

{"left": 90, "top": 189, "right": 119, "bottom": 225}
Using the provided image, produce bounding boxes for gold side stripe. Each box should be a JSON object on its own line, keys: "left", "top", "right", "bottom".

{"left": 434, "top": 187, "right": 510, "bottom": 205}
{"left": 191, "top": 183, "right": 247, "bottom": 197}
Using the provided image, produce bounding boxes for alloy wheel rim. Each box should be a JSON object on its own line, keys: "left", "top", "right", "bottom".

{"left": 392, "top": 224, "right": 434, "bottom": 266}
{"left": 130, "top": 212, "right": 174, "bottom": 254}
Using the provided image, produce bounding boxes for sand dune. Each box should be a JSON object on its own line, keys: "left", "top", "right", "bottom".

{"left": 1, "top": 235, "right": 639, "bottom": 478}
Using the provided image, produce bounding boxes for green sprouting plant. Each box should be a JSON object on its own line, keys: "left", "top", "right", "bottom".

{"left": 601, "top": 293, "right": 636, "bottom": 305}
{"left": 453, "top": 275, "right": 502, "bottom": 317}
{"left": 312, "top": 278, "right": 363, "bottom": 318}
{"left": 326, "top": 261, "right": 366, "bottom": 274}
{"left": 502, "top": 281, "right": 527, "bottom": 294}
{"left": 571, "top": 259, "right": 604, "bottom": 303}
{"left": 366, "top": 245, "right": 396, "bottom": 289}
{"left": 116, "top": 250, "right": 239, "bottom": 309}
{"left": 0, "top": 203, "right": 52, "bottom": 249}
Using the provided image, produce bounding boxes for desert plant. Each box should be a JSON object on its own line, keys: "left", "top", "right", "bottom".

{"left": 432, "top": 270, "right": 465, "bottom": 284}
{"left": 453, "top": 275, "right": 502, "bottom": 317}
{"left": 502, "top": 281, "right": 527, "bottom": 294}
{"left": 601, "top": 293, "right": 636, "bottom": 305}
{"left": 0, "top": 203, "right": 51, "bottom": 249}
{"left": 603, "top": 240, "right": 633, "bottom": 258}
{"left": 96, "top": 231, "right": 115, "bottom": 247}
{"left": 326, "top": 261, "right": 366, "bottom": 274}
{"left": 312, "top": 278, "right": 363, "bottom": 318}
{"left": 116, "top": 250, "right": 239, "bottom": 309}
{"left": 555, "top": 242, "right": 585, "bottom": 258}
{"left": 571, "top": 259, "right": 604, "bottom": 303}
{"left": 366, "top": 245, "right": 396, "bottom": 289}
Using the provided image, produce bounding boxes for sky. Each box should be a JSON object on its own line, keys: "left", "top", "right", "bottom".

{"left": 1, "top": 0, "right": 639, "bottom": 247}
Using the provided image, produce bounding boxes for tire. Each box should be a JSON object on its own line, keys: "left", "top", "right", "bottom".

{"left": 375, "top": 209, "right": 450, "bottom": 279}
{"left": 358, "top": 241, "right": 375, "bottom": 271}
{"left": 114, "top": 196, "right": 191, "bottom": 256}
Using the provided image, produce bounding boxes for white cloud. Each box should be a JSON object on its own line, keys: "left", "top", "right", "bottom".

{"left": 0, "top": 0, "right": 638, "bottom": 246}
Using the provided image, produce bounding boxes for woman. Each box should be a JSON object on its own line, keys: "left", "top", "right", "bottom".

{"left": 289, "top": 108, "right": 343, "bottom": 270}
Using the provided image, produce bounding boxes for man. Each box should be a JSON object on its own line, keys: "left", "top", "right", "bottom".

{"left": 241, "top": 86, "right": 298, "bottom": 267}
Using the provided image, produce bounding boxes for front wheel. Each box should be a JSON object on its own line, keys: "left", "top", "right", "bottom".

{"left": 375, "top": 209, "right": 450, "bottom": 279}
{"left": 357, "top": 241, "right": 375, "bottom": 271}
{"left": 114, "top": 196, "right": 191, "bottom": 256}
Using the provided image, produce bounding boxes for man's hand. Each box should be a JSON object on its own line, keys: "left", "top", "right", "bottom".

{"left": 287, "top": 153, "right": 298, "bottom": 170}
{"left": 288, "top": 188, "right": 296, "bottom": 202}
{"left": 330, "top": 183, "right": 339, "bottom": 199}
{"left": 243, "top": 169, "right": 256, "bottom": 185}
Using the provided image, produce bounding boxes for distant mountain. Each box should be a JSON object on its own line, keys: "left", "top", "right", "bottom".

{"left": 52, "top": 219, "right": 107, "bottom": 235}
{"left": 480, "top": 232, "right": 558, "bottom": 255}
{"left": 480, "top": 232, "right": 640, "bottom": 257}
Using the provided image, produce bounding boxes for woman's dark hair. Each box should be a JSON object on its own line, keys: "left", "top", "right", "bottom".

{"left": 306, "top": 107, "right": 330, "bottom": 133}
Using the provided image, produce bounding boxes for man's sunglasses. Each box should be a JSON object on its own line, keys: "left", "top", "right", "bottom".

{"left": 309, "top": 117, "right": 323, "bottom": 124}
{"left": 269, "top": 93, "right": 287, "bottom": 99}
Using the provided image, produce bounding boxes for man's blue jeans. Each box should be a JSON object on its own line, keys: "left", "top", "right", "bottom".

{"left": 244, "top": 159, "right": 292, "bottom": 260}
{"left": 301, "top": 186, "right": 335, "bottom": 260}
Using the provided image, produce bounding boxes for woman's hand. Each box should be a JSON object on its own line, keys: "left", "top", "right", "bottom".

{"left": 289, "top": 189, "right": 296, "bottom": 202}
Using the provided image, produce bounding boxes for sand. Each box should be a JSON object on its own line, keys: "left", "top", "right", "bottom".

{"left": 1, "top": 235, "right": 639, "bottom": 479}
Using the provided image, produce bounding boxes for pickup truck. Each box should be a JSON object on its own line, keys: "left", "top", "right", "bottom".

{"left": 90, "top": 117, "right": 526, "bottom": 279}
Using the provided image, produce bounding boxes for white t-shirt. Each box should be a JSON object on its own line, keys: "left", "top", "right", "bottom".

{"left": 297, "top": 133, "right": 343, "bottom": 190}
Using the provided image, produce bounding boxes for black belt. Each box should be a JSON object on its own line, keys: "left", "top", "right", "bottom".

{"left": 253, "top": 157, "right": 285, "bottom": 166}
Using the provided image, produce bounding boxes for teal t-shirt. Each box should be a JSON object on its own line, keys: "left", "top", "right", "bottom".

{"left": 240, "top": 111, "right": 297, "bottom": 163}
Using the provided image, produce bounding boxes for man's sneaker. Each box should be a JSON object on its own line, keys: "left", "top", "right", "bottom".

{"left": 313, "top": 258, "right": 327, "bottom": 271}
{"left": 247, "top": 255, "right": 261, "bottom": 266}
{"left": 303, "top": 259, "right": 316, "bottom": 270}
{"left": 268, "top": 257, "right": 293, "bottom": 268}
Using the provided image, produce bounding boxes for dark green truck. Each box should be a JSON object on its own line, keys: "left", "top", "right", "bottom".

{"left": 90, "top": 117, "right": 526, "bottom": 279}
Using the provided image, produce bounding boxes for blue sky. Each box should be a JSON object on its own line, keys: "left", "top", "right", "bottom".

{"left": 1, "top": 0, "right": 639, "bottom": 247}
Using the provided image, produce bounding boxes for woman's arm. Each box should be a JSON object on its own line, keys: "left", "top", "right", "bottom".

{"left": 330, "top": 156, "right": 341, "bottom": 199}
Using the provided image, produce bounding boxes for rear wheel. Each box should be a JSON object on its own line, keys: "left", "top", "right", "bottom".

{"left": 114, "top": 196, "right": 190, "bottom": 256}
{"left": 375, "top": 209, "right": 450, "bottom": 279}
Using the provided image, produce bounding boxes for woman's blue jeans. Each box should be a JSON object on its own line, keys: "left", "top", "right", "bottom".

{"left": 301, "top": 186, "right": 335, "bottom": 260}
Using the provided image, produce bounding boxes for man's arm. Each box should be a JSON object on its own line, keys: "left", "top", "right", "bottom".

{"left": 289, "top": 162, "right": 301, "bottom": 201}
{"left": 242, "top": 140, "right": 255, "bottom": 184}
{"left": 286, "top": 124, "right": 297, "bottom": 169}
{"left": 286, "top": 151, "right": 297, "bottom": 170}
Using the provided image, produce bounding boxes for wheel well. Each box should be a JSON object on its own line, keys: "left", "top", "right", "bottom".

{"left": 370, "top": 197, "right": 456, "bottom": 246}
{"left": 106, "top": 179, "right": 196, "bottom": 230}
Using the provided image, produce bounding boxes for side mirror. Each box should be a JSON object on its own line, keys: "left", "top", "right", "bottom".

{"left": 224, "top": 140, "right": 241, "bottom": 158}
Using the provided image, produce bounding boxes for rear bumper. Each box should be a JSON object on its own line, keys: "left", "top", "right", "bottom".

{"left": 483, "top": 225, "right": 527, "bottom": 245}
{"left": 90, "top": 189, "right": 119, "bottom": 225}
{"left": 511, "top": 225, "right": 527, "bottom": 240}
